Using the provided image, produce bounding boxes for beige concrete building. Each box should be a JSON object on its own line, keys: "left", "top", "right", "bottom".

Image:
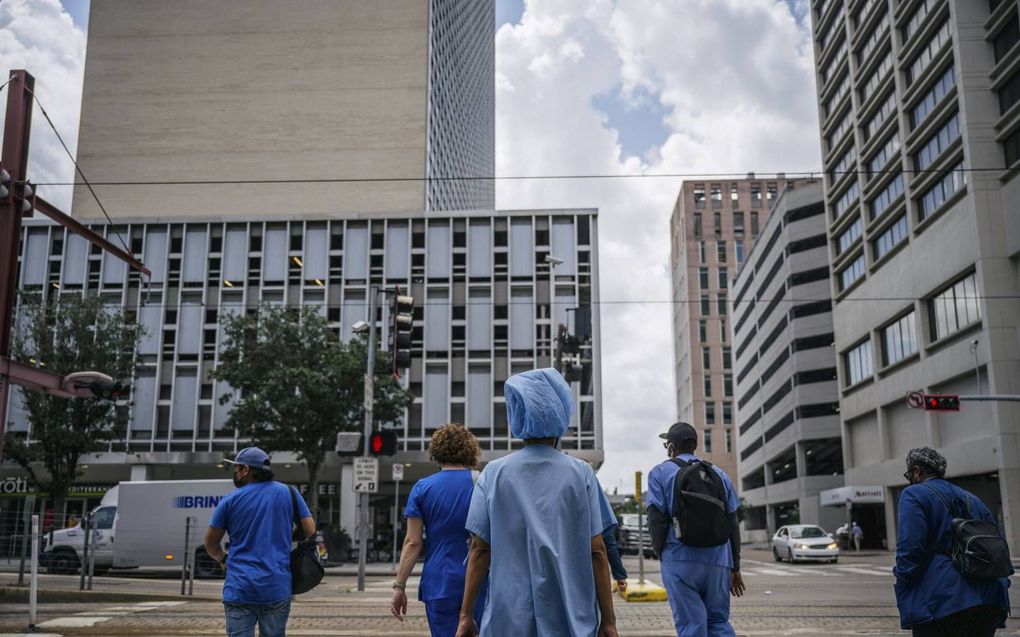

{"left": 73, "top": 0, "right": 494, "bottom": 219}
{"left": 670, "top": 176, "right": 787, "bottom": 480}
{"left": 811, "top": 0, "right": 1020, "bottom": 549}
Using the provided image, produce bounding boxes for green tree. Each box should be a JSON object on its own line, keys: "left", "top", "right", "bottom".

{"left": 4, "top": 293, "right": 142, "bottom": 518}
{"left": 213, "top": 304, "right": 411, "bottom": 518}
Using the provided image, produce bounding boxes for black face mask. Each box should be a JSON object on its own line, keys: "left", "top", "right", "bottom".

{"left": 232, "top": 469, "right": 246, "bottom": 488}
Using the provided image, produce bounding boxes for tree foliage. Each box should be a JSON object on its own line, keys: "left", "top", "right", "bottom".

{"left": 4, "top": 293, "right": 142, "bottom": 515}
{"left": 212, "top": 304, "right": 412, "bottom": 517}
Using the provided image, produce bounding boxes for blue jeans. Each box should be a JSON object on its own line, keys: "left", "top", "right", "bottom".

{"left": 224, "top": 599, "right": 291, "bottom": 637}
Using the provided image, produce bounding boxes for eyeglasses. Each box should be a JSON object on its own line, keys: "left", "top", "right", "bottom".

{"left": 903, "top": 469, "right": 913, "bottom": 483}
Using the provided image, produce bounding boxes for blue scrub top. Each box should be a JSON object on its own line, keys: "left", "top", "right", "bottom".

{"left": 466, "top": 445, "right": 610, "bottom": 637}
{"left": 404, "top": 469, "right": 476, "bottom": 602}
{"left": 893, "top": 479, "right": 1011, "bottom": 628}
{"left": 647, "top": 454, "right": 739, "bottom": 568}
{"left": 209, "top": 481, "right": 311, "bottom": 604}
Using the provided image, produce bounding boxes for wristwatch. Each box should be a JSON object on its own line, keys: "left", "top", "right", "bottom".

{"left": 391, "top": 580, "right": 406, "bottom": 590}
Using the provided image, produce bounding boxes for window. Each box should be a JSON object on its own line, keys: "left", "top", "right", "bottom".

{"left": 859, "top": 50, "right": 893, "bottom": 104}
{"left": 703, "top": 428, "right": 713, "bottom": 453}
{"left": 818, "top": 3, "right": 845, "bottom": 52}
{"left": 767, "top": 183, "right": 778, "bottom": 201}
{"left": 722, "top": 346, "right": 732, "bottom": 369}
{"left": 731, "top": 184, "right": 739, "bottom": 201}
{"left": 829, "top": 145, "right": 857, "bottom": 184}
{"left": 705, "top": 402, "right": 716, "bottom": 425}
{"left": 699, "top": 267, "right": 710, "bottom": 290}
{"left": 751, "top": 183, "right": 762, "bottom": 207}
{"left": 703, "top": 347, "right": 712, "bottom": 371}
{"left": 820, "top": 38, "right": 847, "bottom": 86}
{"left": 734, "top": 212, "right": 744, "bottom": 237}
{"left": 694, "top": 213, "right": 703, "bottom": 239}
{"left": 699, "top": 320, "right": 708, "bottom": 342}
{"left": 856, "top": 11, "right": 889, "bottom": 64}
{"left": 833, "top": 180, "right": 861, "bottom": 219}
{"left": 704, "top": 375, "right": 713, "bottom": 397}
{"left": 723, "top": 402, "right": 733, "bottom": 425}
{"left": 719, "top": 318, "right": 728, "bottom": 343}
{"left": 863, "top": 92, "right": 896, "bottom": 142}
{"left": 929, "top": 272, "right": 981, "bottom": 341}
{"left": 711, "top": 185, "right": 723, "bottom": 208}
{"left": 717, "top": 241, "right": 727, "bottom": 263}
{"left": 839, "top": 254, "right": 866, "bottom": 291}
{"left": 998, "top": 67, "right": 1020, "bottom": 115}
{"left": 714, "top": 213, "right": 722, "bottom": 237}
{"left": 735, "top": 241, "right": 745, "bottom": 264}
{"left": 717, "top": 295, "right": 728, "bottom": 316}
{"left": 699, "top": 241, "right": 707, "bottom": 263}
{"left": 694, "top": 186, "right": 706, "bottom": 208}
{"left": 867, "top": 132, "right": 900, "bottom": 179}
{"left": 718, "top": 267, "right": 728, "bottom": 290}
{"left": 724, "top": 374, "right": 733, "bottom": 397}
{"left": 912, "top": 65, "right": 956, "bottom": 129}
{"left": 724, "top": 427, "right": 733, "bottom": 452}
{"left": 750, "top": 213, "right": 759, "bottom": 237}
{"left": 902, "top": 0, "right": 936, "bottom": 43}
{"left": 906, "top": 20, "right": 951, "bottom": 86}
{"left": 918, "top": 161, "right": 967, "bottom": 220}
{"left": 883, "top": 311, "right": 918, "bottom": 366}
{"left": 828, "top": 108, "right": 854, "bottom": 151}
{"left": 873, "top": 215, "right": 908, "bottom": 260}
{"left": 1004, "top": 127, "right": 1020, "bottom": 167}
{"left": 914, "top": 112, "right": 960, "bottom": 172}
{"left": 845, "top": 339, "right": 874, "bottom": 386}
{"left": 836, "top": 218, "right": 863, "bottom": 255}
{"left": 869, "top": 173, "right": 904, "bottom": 221}
{"left": 992, "top": 14, "right": 1020, "bottom": 64}
{"left": 701, "top": 295, "right": 711, "bottom": 316}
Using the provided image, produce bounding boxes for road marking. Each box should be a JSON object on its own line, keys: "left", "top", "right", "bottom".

{"left": 750, "top": 568, "right": 800, "bottom": 576}
{"left": 835, "top": 566, "right": 893, "bottom": 576}
{"left": 38, "top": 617, "right": 114, "bottom": 628}
{"left": 36, "top": 600, "right": 189, "bottom": 630}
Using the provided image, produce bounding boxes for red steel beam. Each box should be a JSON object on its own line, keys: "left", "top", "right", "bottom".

{"left": 34, "top": 195, "right": 150, "bottom": 277}
{"left": 0, "top": 357, "right": 93, "bottom": 400}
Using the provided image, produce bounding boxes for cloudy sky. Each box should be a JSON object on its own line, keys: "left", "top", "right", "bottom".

{"left": 4, "top": 0, "right": 822, "bottom": 495}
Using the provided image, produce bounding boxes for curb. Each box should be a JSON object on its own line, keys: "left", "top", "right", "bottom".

{"left": 0, "top": 585, "right": 217, "bottom": 604}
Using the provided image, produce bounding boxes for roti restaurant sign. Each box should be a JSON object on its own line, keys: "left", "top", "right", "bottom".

{"left": 0, "top": 477, "right": 112, "bottom": 498}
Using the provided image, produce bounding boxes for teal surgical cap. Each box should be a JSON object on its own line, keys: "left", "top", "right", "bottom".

{"left": 504, "top": 368, "right": 573, "bottom": 440}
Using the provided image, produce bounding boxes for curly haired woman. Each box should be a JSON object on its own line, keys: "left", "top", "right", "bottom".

{"left": 390, "top": 424, "right": 487, "bottom": 636}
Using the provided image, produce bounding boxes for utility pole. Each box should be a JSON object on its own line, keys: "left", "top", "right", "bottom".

{"left": 356, "top": 285, "right": 379, "bottom": 592}
{"left": 0, "top": 69, "right": 149, "bottom": 461}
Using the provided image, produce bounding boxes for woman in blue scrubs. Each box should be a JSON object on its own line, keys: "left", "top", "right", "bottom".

{"left": 390, "top": 424, "right": 486, "bottom": 636}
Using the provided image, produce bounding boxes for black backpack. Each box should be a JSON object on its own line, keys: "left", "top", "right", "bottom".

{"left": 669, "top": 458, "right": 730, "bottom": 548}
{"left": 288, "top": 486, "right": 325, "bottom": 594}
{"left": 923, "top": 483, "right": 1013, "bottom": 581}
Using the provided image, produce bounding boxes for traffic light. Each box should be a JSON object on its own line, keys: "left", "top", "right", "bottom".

{"left": 335, "top": 431, "right": 363, "bottom": 456}
{"left": 0, "top": 167, "right": 11, "bottom": 205}
{"left": 369, "top": 430, "right": 398, "bottom": 456}
{"left": 90, "top": 380, "right": 129, "bottom": 400}
{"left": 390, "top": 292, "right": 414, "bottom": 377}
{"left": 923, "top": 394, "right": 960, "bottom": 411}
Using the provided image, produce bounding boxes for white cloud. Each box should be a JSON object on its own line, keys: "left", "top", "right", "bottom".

{"left": 496, "top": 0, "right": 821, "bottom": 494}
{"left": 0, "top": 0, "right": 85, "bottom": 211}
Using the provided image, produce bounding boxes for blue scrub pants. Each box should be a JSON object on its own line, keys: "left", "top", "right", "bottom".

{"left": 423, "top": 589, "right": 486, "bottom": 637}
{"left": 660, "top": 560, "right": 736, "bottom": 637}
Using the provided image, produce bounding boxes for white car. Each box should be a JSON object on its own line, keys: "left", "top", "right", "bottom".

{"left": 771, "top": 524, "right": 840, "bottom": 563}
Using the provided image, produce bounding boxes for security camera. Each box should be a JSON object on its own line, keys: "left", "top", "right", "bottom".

{"left": 545, "top": 255, "right": 564, "bottom": 266}
{"left": 352, "top": 320, "right": 369, "bottom": 334}
{"left": 971, "top": 339, "right": 979, "bottom": 346}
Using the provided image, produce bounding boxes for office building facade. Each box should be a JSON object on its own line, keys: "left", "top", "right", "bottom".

{"left": 72, "top": 0, "right": 495, "bottom": 219}
{"left": 732, "top": 181, "right": 846, "bottom": 541}
{"left": 4, "top": 210, "right": 602, "bottom": 540}
{"left": 811, "top": 0, "right": 1020, "bottom": 549}
{"left": 670, "top": 176, "right": 787, "bottom": 480}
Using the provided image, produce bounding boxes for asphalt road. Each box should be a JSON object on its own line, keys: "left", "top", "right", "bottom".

{"left": 1, "top": 549, "right": 1017, "bottom": 636}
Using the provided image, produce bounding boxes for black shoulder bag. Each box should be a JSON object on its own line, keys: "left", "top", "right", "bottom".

{"left": 923, "top": 482, "right": 1012, "bottom": 581}
{"left": 288, "top": 485, "right": 325, "bottom": 594}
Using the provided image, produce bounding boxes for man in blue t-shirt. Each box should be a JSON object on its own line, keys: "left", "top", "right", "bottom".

{"left": 647, "top": 422, "right": 742, "bottom": 637}
{"left": 204, "top": 447, "right": 315, "bottom": 637}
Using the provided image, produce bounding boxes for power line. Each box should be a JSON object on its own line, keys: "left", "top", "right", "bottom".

{"left": 30, "top": 166, "right": 1000, "bottom": 187}
{"left": 25, "top": 88, "right": 133, "bottom": 258}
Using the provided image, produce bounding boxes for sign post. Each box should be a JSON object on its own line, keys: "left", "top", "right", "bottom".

{"left": 391, "top": 463, "right": 404, "bottom": 572}
{"left": 635, "top": 470, "right": 644, "bottom": 584}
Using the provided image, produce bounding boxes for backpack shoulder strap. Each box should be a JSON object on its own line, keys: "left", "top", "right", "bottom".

{"left": 288, "top": 485, "right": 304, "bottom": 538}
{"left": 669, "top": 457, "right": 694, "bottom": 469}
{"left": 920, "top": 483, "right": 954, "bottom": 556}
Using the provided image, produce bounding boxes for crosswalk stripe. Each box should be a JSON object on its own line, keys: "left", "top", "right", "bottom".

{"left": 835, "top": 566, "right": 893, "bottom": 576}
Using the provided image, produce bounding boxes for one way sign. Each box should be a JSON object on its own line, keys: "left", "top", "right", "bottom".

{"left": 353, "top": 457, "right": 379, "bottom": 493}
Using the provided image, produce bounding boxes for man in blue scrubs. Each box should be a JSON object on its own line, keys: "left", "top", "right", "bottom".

{"left": 455, "top": 368, "right": 618, "bottom": 637}
{"left": 647, "top": 422, "right": 742, "bottom": 637}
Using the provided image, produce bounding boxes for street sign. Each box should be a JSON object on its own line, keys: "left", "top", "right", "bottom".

{"left": 353, "top": 457, "right": 379, "bottom": 493}
{"left": 392, "top": 463, "right": 404, "bottom": 481}
{"left": 634, "top": 471, "right": 642, "bottom": 504}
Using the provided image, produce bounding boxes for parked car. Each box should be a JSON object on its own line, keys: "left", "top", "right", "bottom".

{"left": 617, "top": 513, "right": 654, "bottom": 558}
{"left": 771, "top": 524, "right": 839, "bottom": 563}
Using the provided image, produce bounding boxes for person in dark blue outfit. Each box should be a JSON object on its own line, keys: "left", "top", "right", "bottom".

{"left": 390, "top": 425, "right": 486, "bottom": 636}
{"left": 894, "top": 447, "right": 1011, "bottom": 636}
{"left": 597, "top": 490, "right": 629, "bottom": 592}
{"left": 204, "top": 447, "right": 315, "bottom": 637}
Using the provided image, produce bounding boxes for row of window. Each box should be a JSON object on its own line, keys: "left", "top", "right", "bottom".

{"left": 857, "top": 11, "right": 889, "bottom": 65}
{"left": 991, "top": 11, "right": 1020, "bottom": 64}
{"left": 867, "top": 131, "right": 900, "bottom": 178}
{"left": 697, "top": 319, "right": 729, "bottom": 344}
{"left": 692, "top": 184, "right": 778, "bottom": 208}
{"left": 907, "top": 19, "right": 951, "bottom": 86}
{"left": 702, "top": 346, "right": 733, "bottom": 371}
{"left": 860, "top": 50, "right": 893, "bottom": 105}
{"left": 912, "top": 65, "right": 955, "bottom": 129}
{"left": 869, "top": 172, "right": 904, "bottom": 221}
{"left": 915, "top": 111, "right": 961, "bottom": 171}
{"left": 703, "top": 401, "right": 734, "bottom": 427}
{"left": 696, "top": 240, "right": 748, "bottom": 266}
{"left": 700, "top": 426, "right": 733, "bottom": 454}
{"left": 864, "top": 91, "right": 897, "bottom": 143}
{"left": 692, "top": 211, "right": 760, "bottom": 239}
{"left": 843, "top": 272, "right": 981, "bottom": 388}
{"left": 698, "top": 267, "right": 730, "bottom": 291}
{"left": 902, "top": 0, "right": 938, "bottom": 45}
{"left": 699, "top": 294, "right": 731, "bottom": 317}
{"left": 703, "top": 373, "right": 734, "bottom": 399}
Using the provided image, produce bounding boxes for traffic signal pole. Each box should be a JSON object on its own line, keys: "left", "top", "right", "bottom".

{"left": 356, "top": 285, "right": 379, "bottom": 592}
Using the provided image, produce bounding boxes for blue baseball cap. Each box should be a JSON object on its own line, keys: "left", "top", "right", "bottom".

{"left": 224, "top": 447, "right": 271, "bottom": 468}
